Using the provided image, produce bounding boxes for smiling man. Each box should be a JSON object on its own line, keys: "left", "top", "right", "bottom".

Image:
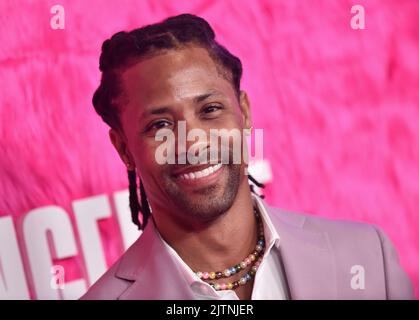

{"left": 81, "top": 14, "right": 413, "bottom": 300}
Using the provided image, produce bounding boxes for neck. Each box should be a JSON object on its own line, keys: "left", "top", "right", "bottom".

{"left": 151, "top": 178, "right": 257, "bottom": 273}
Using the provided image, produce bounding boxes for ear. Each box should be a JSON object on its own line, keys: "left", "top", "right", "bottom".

{"left": 109, "top": 128, "right": 135, "bottom": 169}
{"left": 239, "top": 90, "right": 252, "bottom": 129}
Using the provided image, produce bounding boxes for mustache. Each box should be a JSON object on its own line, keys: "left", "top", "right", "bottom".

{"left": 154, "top": 136, "right": 245, "bottom": 168}
{"left": 179, "top": 143, "right": 237, "bottom": 164}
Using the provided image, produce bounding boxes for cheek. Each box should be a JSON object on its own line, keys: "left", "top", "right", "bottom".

{"left": 132, "top": 141, "right": 161, "bottom": 172}
{"left": 135, "top": 140, "right": 178, "bottom": 186}
{"left": 209, "top": 112, "right": 243, "bottom": 131}
{"left": 226, "top": 106, "right": 245, "bottom": 127}
{"left": 121, "top": 124, "right": 159, "bottom": 172}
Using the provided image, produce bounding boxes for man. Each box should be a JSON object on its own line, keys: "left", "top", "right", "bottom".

{"left": 82, "top": 14, "right": 413, "bottom": 300}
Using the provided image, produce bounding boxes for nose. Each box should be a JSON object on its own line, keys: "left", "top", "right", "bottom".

{"left": 175, "top": 118, "right": 211, "bottom": 164}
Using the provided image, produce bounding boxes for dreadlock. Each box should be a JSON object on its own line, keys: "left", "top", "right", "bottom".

{"left": 248, "top": 174, "right": 266, "bottom": 199}
{"left": 93, "top": 13, "right": 264, "bottom": 230}
{"left": 127, "top": 169, "right": 151, "bottom": 230}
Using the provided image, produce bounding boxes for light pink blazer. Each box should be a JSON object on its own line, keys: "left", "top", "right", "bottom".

{"left": 81, "top": 205, "right": 414, "bottom": 299}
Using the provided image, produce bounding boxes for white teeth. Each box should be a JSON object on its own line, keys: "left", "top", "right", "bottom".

{"left": 179, "top": 164, "right": 222, "bottom": 180}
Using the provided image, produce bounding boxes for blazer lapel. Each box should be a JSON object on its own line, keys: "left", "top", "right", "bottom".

{"left": 115, "top": 220, "right": 196, "bottom": 300}
{"left": 267, "top": 206, "right": 337, "bottom": 299}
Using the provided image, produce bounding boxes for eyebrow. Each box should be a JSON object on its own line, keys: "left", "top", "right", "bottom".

{"left": 193, "top": 90, "right": 224, "bottom": 103}
{"left": 141, "top": 90, "right": 224, "bottom": 119}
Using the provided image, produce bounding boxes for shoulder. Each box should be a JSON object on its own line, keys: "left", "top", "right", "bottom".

{"left": 268, "top": 205, "right": 383, "bottom": 243}
{"left": 265, "top": 205, "right": 392, "bottom": 275}
{"left": 266, "top": 205, "right": 414, "bottom": 299}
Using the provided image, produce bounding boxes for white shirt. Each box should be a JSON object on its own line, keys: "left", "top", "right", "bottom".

{"left": 155, "top": 194, "right": 289, "bottom": 300}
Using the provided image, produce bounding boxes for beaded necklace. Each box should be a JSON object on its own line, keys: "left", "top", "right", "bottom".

{"left": 194, "top": 208, "right": 265, "bottom": 291}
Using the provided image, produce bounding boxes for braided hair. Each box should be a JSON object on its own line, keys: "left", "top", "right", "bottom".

{"left": 92, "top": 14, "right": 263, "bottom": 230}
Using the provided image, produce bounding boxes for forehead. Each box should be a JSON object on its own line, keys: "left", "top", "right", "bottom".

{"left": 120, "top": 46, "right": 234, "bottom": 109}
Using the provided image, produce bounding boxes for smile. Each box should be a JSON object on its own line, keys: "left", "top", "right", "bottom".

{"left": 177, "top": 164, "right": 222, "bottom": 180}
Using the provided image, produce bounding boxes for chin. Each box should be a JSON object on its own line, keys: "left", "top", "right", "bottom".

{"left": 163, "top": 163, "right": 241, "bottom": 221}
{"left": 175, "top": 185, "right": 238, "bottom": 222}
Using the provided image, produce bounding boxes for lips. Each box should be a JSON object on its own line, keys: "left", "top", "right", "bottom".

{"left": 176, "top": 163, "right": 222, "bottom": 180}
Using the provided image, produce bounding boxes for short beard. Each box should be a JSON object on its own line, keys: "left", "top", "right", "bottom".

{"left": 165, "top": 164, "right": 242, "bottom": 224}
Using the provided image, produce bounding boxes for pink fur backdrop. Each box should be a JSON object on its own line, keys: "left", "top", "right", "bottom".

{"left": 1, "top": 0, "right": 418, "bottom": 299}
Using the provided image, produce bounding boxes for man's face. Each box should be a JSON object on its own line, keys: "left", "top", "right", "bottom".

{"left": 114, "top": 46, "right": 251, "bottom": 224}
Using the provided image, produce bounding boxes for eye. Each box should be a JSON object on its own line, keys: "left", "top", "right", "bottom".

{"left": 202, "top": 104, "right": 223, "bottom": 115}
{"left": 146, "top": 120, "right": 172, "bottom": 132}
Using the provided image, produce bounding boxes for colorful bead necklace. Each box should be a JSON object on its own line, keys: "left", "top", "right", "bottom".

{"left": 194, "top": 208, "right": 266, "bottom": 291}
